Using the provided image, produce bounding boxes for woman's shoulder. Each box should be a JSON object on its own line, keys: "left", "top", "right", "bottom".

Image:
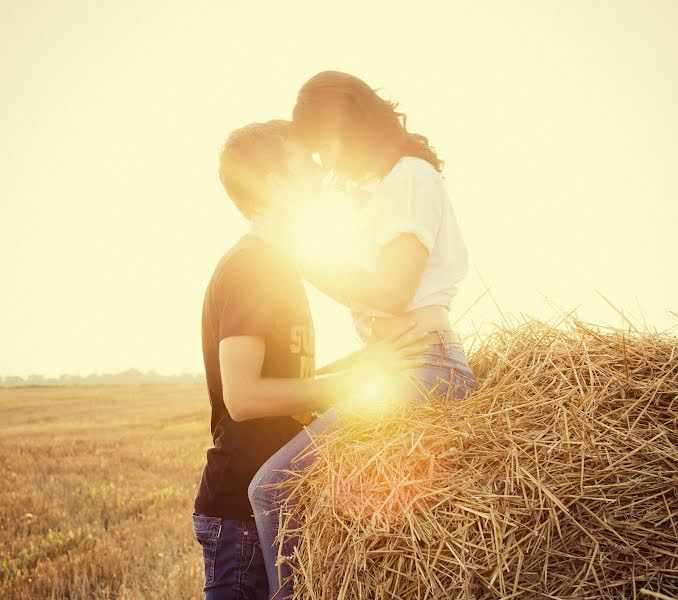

{"left": 378, "top": 156, "right": 446, "bottom": 199}
{"left": 384, "top": 155, "right": 443, "bottom": 185}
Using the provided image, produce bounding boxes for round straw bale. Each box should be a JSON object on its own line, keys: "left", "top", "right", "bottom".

{"left": 273, "top": 318, "right": 678, "bottom": 599}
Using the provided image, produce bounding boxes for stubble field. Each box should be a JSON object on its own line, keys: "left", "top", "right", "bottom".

{"left": 0, "top": 384, "right": 209, "bottom": 599}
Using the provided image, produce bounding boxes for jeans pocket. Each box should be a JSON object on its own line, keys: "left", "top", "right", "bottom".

{"left": 192, "top": 513, "right": 221, "bottom": 587}
{"left": 451, "top": 368, "right": 476, "bottom": 399}
{"left": 410, "top": 366, "right": 452, "bottom": 398}
{"left": 437, "top": 344, "right": 476, "bottom": 399}
{"left": 411, "top": 362, "right": 476, "bottom": 401}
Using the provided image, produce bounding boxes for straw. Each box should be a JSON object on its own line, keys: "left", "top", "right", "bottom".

{"left": 271, "top": 316, "right": 678, "bottom": 599}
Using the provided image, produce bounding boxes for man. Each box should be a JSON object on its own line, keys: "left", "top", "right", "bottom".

{"left": 194, "top": 120, "right": 424, "bottom": 599}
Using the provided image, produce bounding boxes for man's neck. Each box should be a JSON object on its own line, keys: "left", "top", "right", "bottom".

{"left": 248, "top": 212, "right": 294, "bottom": 256}
{"left": 248, "top": 217, "right": 276, "bottom": 246}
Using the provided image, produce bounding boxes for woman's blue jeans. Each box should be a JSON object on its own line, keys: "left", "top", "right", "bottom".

{"left": 247, "top": 331, "right": 475, "bottom": 600}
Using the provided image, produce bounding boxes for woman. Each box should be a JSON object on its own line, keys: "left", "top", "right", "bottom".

{"left": 248, "top": 71, "right": 475, "bottom": 599}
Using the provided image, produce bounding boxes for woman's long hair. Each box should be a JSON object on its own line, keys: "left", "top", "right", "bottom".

{"left": 292, "top": 71, "right": 443, "bottom": 180}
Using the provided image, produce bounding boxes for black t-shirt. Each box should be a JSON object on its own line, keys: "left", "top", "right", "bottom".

{"left": 194, "top": 234, "right": 316, "bottom": 521}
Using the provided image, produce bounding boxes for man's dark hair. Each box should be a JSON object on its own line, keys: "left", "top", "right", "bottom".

{"left": 218, "top": 120, "right": 293, "bottom": 219}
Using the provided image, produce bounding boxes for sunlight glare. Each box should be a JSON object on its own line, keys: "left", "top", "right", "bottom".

{"left": 290, "top": 186, "right": 354, "bottom": 266}
{"left": 341, "top": 366, "right": 408, "bottom": 419}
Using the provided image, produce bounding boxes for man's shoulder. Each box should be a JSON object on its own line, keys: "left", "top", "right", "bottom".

{"left": 213, "top": 234, "right": 267, "bottom": 268}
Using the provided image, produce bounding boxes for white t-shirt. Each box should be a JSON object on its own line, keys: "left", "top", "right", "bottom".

{"left": 349, "top": 156, "right": 469, "bottom": 337}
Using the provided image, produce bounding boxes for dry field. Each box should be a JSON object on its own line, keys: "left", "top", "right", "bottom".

{"left": 0, "top": 384, "right": 209, "bottom": 599}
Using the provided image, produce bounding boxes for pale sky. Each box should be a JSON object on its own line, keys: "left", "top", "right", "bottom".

{"left": 1, "top": 1, "right": 676, "bottom": 378}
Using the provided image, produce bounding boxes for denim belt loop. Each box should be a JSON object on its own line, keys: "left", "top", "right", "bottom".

{"left": 435, "top": 329, "right": 452, "bottom": 354}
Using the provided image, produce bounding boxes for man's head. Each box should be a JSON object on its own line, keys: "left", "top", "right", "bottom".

{"left": 218, "top": 120, "right": 319, "bottom": 220}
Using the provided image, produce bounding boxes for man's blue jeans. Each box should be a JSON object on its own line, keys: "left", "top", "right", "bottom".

{"left": 248, "top": 332, "right": 476, "bottom": 599}
{"left": 192, "top": 514, "right": 268, "bottom": 600}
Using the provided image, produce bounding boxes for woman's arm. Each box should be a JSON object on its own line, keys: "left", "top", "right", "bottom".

{"left": 303, "top": 160, "right": 443, "bottom": 314}
{"left": 302, "top": 233, "right": 429, "bottom": 315}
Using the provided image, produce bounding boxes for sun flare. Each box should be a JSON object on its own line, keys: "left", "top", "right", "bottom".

{"left": 290, "top": 186, "right": 354, "bottom": 267}
{"left": 341, "top": 367, "right": 409, "bottom": 419}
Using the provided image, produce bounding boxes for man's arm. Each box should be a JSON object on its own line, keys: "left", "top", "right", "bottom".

{"left": 315, "top": 350, "right": 362, "bottom": 375}
{"left": 219, "top": 336, "right": 360, "bottom": 422}
{"left": 220, "top": 325, "right": 428, "bottom": 422}
{"left": 302, "top": 234, "right": 428, "bottom": 315}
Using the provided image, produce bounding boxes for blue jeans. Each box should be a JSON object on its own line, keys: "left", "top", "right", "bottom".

{"left": 248, "top": 332, "right": 475, "bottom": 599}
{"left": 192, "top": 513, "right": 269, "bottom": 600}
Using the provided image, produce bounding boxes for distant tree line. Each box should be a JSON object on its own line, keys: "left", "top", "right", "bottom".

{"left": 0, "top": 369, "right": 206, "bottom": 387}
